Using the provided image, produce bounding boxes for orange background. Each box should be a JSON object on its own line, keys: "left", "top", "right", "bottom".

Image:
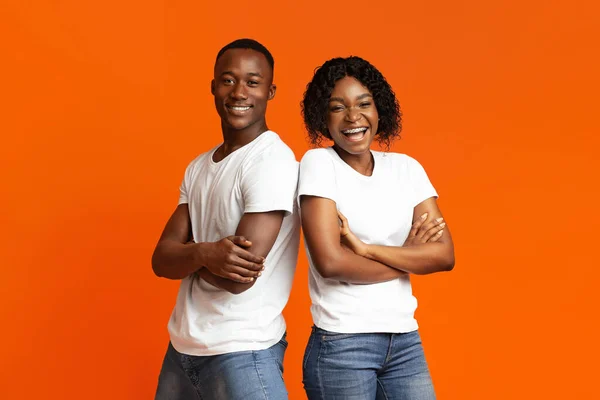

{"left": 2, "top": 0, "right": 599, "bottom": 398}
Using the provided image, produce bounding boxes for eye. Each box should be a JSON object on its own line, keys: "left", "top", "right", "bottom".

{"left": 359, "top": 102, "right": 372, "bottom": 108}
{"left": 222, "top": 78, "right": 234, "bottom": 85}
{"left": 329, "top": 105, "right": 344, "bottom": 112}
{"left": 247, "top": 80, "right": 259, "bottom": 86}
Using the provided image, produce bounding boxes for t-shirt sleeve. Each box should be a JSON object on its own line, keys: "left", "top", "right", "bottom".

{"left": 406, "top": 156, "right": 438, "bottom": 208}
{"left": 178, "top": 163, "right": 191, "bottom": 205}
{"left": 240, "top": 153, "right": 299, "bottom": 215}
{"left": 298, "top": 150, "right": 338, "bottom": 206}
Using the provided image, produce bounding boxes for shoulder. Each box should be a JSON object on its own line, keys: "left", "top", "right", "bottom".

{"left": 184, "top": 149, "right": 213, "bottom": 173}
{"left": 377, "top": 151, "right": 423, "bottom": 171}
{"left": 300, "top": 148, "right": 333, "bottom": 166}
{"left": 240, "top": 133, "right": 298, "bottom": 184}
{"left": 249, "top": 131, "right": 297, "bottom": 164}
{"left": 376, "top": 151, "right": 414, "bottom": 163}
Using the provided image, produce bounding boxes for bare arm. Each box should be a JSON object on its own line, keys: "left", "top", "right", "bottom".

{"left": 151, "top": 204, "right": 201, "bottom": 280}
{"left": 151, "top": 204, "right": 265, "bottom": 281}
{"left": 362, "top": 197, "right": 455, "bottom": 275}
{"left": 301, "top": 195, "right": 406, "bottom": 284}
{"left": 198, "top": 210, "right": 285, "bottom": 294}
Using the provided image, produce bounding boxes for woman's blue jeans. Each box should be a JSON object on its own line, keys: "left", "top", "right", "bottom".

{"left": 303, "top": 326, "right": 436, "bottom": 399}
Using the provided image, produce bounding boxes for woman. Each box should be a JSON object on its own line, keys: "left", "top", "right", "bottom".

{"left": 298, "top": 56, "right": 455, "bottom": 399}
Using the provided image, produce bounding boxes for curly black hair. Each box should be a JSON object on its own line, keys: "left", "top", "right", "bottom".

{"left": 301, "top": 56, "right": 402, "bottom": 149}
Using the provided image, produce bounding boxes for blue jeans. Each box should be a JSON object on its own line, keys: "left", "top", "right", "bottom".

{"left": 303, "top": 327, "right": 436, "bottom": 399}
{"left": 155, "top": 334, "right": 288, "bottom": 400}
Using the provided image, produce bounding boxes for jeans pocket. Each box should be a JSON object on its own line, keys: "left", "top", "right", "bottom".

{"left": 280, "top": 331, "right": 289, "bottom": 348}
{"left": 180, "top": 354, "right": 202, "bottom": 388}
{"left": 302, "top": 331, "right": 317, "bottom": 372}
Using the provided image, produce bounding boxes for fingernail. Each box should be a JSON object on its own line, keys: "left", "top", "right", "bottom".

{"left": 439, "top": 223, "right": 446, "bottom": 228}
{"left": 437, "top": 230, "right": 444, "bottom": 235}
{"left": 258, "top": 272, "right": 262, "bottom": 277}
{"left": 421, "top": 213, "right": 428, "bottom": 220}
{"left": 436, "top": 217, "right": 444, "bottom": 223}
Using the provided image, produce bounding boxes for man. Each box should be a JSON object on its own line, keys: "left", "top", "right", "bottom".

{"left": 152, "top": 38, "right": 299, "bottom": 400}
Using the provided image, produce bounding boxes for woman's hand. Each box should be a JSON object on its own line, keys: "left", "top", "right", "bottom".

{"left": 338, "top": 210, "right": 369, "bottom": 257}
{"left": 404, "top": 213, "right": 445, "bottom": 247}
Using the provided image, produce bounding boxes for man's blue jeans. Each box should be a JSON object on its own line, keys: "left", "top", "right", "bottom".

{"left": 303, "top": 326, "right": 436, "bottom": 399}
{"left": 155, "top": 334, "right": 288, "bottom": 400}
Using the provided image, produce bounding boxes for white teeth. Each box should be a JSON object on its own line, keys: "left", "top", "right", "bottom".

{"left": 230, "top": 106, "right": 250, "bottom": 111}
{"left": 343, "top": 127, "right": 367, "bottom": 134}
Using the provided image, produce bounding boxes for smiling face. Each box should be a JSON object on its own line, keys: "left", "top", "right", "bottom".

{"left": 326, "top": 76, "right": 379, "bottom": 156}
{"left": 211, "top": 48, "right": 276, "bottom": 135}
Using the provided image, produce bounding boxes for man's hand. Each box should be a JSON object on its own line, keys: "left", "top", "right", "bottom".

{"left": 404, "top": 213, "right": 445, "bottom": 247}
{"left": 200, "top": 236, "right": 265, "bottom": 283}
{"left": 338, "top": 211, "right": 369, "bottom": 257}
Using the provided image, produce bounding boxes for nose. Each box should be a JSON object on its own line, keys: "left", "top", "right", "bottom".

{"left": 230, "top": 83, "right": 248, "bottom": 101}
{"left": 345, "top": 106, "right": 362, "bottom": 123}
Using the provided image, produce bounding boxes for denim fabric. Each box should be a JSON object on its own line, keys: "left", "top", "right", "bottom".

{"left": 155, "top": 334, "right": 288, "bottom": 400}
{"left": 303, "top": 327, "right": 435, "bottom": 399}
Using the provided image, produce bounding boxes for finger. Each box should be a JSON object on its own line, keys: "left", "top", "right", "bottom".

{"left": 225, "top": 272, "right": 255, "bottom": 284}
{"left": 231, "top": 254, "right": 265, "bottom": 271}
{"left": 416, "top": 221, "right": 438, "bottom": 241}
{"left": 416, "top": 217, "right": 443, "bottom": 240}
{"left": 421, "top": 222, "right": 446, "bottom": 243}
{"left": 409, "top": 213, "right": 428, "bottom": 238}
{"left": 337, "top": 212, "right": 350, "bottom": 235}
{"left": 428, "top": 229, "right": 444, "bottom": 242}
{"left": 233, "top": 247, "right": 265, "bottom": 264}
{"left": 227, "top": 265, "right": 262, "bottom": 278}
{"left": 230, "top": 235, "right": 252, "bottom": 248}
{"left": 337, "top": 211, "right": 348, "bottom": 228}
{"left": 339, "top": 216, "right": 348, "bottom": 229}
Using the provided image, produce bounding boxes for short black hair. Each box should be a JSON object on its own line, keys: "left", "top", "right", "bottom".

{"left": 215, "top": 38, "right": 274, "bottom": 71}
{"left": 301, "top": 56, "right": 401, "bottom": 149}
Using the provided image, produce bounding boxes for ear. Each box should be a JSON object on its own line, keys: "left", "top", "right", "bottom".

{"left": 268, "top": 84, "right": 277, "bottom": 100}
{"left": 210, "top": 79, "right": 215, "bottom": 95}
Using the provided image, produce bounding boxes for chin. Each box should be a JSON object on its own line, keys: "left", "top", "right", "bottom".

{"left": 349, "top": 146, "right": 371, "bottom": 155}
{"left": 336, "top": 142, "right": 371, "bottom": 155}
{"left": 225, "top": 119, "right": 253, "bottom": 131}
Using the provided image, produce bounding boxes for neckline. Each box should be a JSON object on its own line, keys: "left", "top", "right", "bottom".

{"left": 209, "top": 130, "right": 273, "bottom": 165}
{"left": 326, "top": 147, "right": 379, "bottom": 180}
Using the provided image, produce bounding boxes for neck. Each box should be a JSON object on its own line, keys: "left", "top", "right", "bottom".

{"left": 219, "top": 120, "right": 269, "bottom": 156}
{"left": 332, "top": 145, "right": 374, "bottom": 176}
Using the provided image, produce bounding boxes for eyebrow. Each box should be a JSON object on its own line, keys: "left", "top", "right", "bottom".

{"left": 329, "top": 93, "right": 373, "bottom": 103}
{"left": 220, "top": 71, "right": 264, "bottom": 78}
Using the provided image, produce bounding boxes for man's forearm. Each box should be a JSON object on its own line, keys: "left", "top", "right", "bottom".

{"left": 197, "top": 269, "right": 253, "bottom": 295}
{"left": 152, "top": 240, "right": 205, "bottom": 280}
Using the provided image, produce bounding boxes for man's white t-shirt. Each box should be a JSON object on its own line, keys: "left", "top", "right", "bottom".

{"left": 168, "top": 131, "right": 300, "bottom": 356}
{"left": 298, "top": 147, "right": 438, "bottom": 334}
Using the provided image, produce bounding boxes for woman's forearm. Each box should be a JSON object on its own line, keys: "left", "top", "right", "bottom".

{"left": 314, "top": 245, "right": 406, "bottom": 284}
{"left": 365, "top": 242, "right": 455, "bottom": 275}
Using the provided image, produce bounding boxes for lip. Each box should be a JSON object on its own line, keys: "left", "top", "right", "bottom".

{"left": 341, "top": 126, "right": 368, "bottom": 134}
{"left": 340, "top": 126, "right": 369, "bottom": 143}
{"left": 225, "top": 104, "right": 253, "bottom": 115}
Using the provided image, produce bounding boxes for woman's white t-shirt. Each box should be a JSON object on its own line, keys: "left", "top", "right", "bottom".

{"left": 298, "top": 147, "right": 437, "bottom": 333}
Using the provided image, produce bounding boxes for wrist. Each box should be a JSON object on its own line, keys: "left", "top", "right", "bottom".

{"left": 192, "top": 242, "right": 209, "bottom": 270}
{"left": 363, "top": 244, "right": 375, "bottom": 260}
